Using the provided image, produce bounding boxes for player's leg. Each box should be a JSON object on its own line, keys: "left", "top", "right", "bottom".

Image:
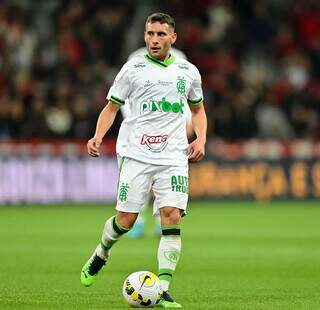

{"left": 81, "top": 157, "right": 152, "bottom": 287}
{"left": 154, "top": 212, "right": 161, "bottom": 236}
{"left": 157, "top": 207, "right": 182, "bottom": 308}
{"left": 128, "top": 191, "right": 161, "bottom": 239}
{"left": 127, "top": 196, "right": 149, "bottom": 239}
{"left": 81, "top": 211, "right": 137, "bottom": 287}
{"left": 98, "top": 211, "right": 138, "bottom": 259}
{"left": 152, "top": 165, "right": 188, "bottom": 308}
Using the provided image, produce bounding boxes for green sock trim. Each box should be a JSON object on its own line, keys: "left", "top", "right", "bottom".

{"left": 161, "top": 225, "right": 180, "bottom": 230}
{"left": 159, "top": 268, "right": 174, "bottom": 275}
{"left": 159, "top": 274, "right": 172, "bottom": 281}
{"left": 161, "top": 225, "right": 181, "bottom": 236}
{"left": 112, "top": 216, "right": 130, "bottom": 235}
{"left": 100, "top": 240, "right": 115, "bottom": 251}
{"left": 158, "top": 268, "right": 174, "bottom": 281}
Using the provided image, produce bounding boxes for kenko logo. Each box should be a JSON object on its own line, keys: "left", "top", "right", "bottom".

{"left": 140, "top": 134, "right": 168, "bottom": 152}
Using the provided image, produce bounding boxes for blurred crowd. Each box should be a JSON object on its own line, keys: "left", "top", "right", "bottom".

{"left": 0, "top": 0, "right": 320, "bottom": 141}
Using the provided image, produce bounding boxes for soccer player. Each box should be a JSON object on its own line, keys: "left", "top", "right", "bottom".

{"left": 123, "top": 47, "right": 193, "bottom": 239}
{"left": 81, "top": 12, "right": 207, "bottom": 308}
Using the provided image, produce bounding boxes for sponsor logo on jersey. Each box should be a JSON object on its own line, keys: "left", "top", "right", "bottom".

{"left": 140, "top": 134, "right": 168, "bottom": 152}
{"left": 140, "top": 97, "right": 184, "bottom": 114}
{"left": 143, "top": 80, "right": 173, "bottom": 87}
{"left": 134, "top": 63, "right": 146, "bottom": 68}
{"left": 178, "top": 64, "right": 189, "bottom": 70}
{"left": 157, "top": 80, "right": 173, "bottom": 86}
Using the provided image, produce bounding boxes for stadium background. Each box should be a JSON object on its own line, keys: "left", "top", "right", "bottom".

{"left": 0, "top": 0, "right": 319, "bottom": 309}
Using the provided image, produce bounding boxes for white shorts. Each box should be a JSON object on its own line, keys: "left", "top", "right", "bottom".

{"left": 116, "top": 157, "right": 189, "bottom": 215}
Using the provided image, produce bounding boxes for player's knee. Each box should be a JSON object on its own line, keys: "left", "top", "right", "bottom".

{"left": 160, "top": 207, "right": 181, "bottom": 226}
{"left": 116, "top": 211, "right": 138, "bottom": 229}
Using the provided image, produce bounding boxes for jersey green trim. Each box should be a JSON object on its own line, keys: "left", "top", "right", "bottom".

{"left": 110, "top": 95, "right": 125, "bottom": 106}
{"left": 188, "top": 97, "right": 203, "bottom": 106}
{"left": 145, "top": 54, "right": 175, "bottom": 68}
{"left": 119, "top": 157, "right": 125, "bottom": 172}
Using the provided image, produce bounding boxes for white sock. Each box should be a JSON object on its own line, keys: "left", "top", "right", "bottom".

{"left": 158, "top": 234, "right": 181, "bottom": 291}
{"left": 96, "top": 216, "right": 130, "bottom": 260}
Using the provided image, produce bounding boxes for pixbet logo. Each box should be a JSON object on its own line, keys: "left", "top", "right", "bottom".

{"left": 140, "top": 97, "right": 184, "bottom": 114}
{"left": 140, "top": 134, "right": 168, "bottom": 152}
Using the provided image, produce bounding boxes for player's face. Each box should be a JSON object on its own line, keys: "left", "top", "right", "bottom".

{"left": 144, "top": 22, "right": 177, "bottom": 61}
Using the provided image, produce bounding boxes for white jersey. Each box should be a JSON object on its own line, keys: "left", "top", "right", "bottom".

{"left": 107, "top": 54, "right": 203, "bottom": 166}
{"left": 120, "top": 47, "right": 190, "bottom": 120}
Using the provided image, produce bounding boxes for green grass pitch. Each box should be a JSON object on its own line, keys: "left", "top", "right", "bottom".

{"left": 0, "top": 201, "right": 320, "bottom": 309}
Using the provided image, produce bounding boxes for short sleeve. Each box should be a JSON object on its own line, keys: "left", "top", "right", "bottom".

{"left": 120, "top": 104, "right": 131, "bottom": 119}
{"left": 188, "top": 67, "right": 203, "bottom": 106}
{"left": 106, "top": 63, "right": 131, "bottom": 106}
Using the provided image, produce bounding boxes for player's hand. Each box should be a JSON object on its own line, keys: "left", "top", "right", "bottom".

{"left": 87, "top": 137, "right": 102, "bottom": 157}
{"left": 187, "top": 138, "right": 205, "bottom": 162}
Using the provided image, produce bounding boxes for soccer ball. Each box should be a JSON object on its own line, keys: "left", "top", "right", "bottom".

{"left": 122, "top": 271, "right": 163, "bottom": 307}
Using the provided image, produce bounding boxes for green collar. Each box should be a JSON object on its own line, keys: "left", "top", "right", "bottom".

{"left": 145, "top": 54, "right": 175, "bottom": 68}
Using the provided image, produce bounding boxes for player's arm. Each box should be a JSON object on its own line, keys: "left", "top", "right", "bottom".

{"left": 184, "top": 105, "right": 194, "bottom": 139}
{"left": 88, "top": 60, "right": 131, "bottom": 157}
{"left": 87, "top": 101, "right": 120, "bottom": 157}
{"left": 187, "top": 103, "right": 207, "bottom": 162}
